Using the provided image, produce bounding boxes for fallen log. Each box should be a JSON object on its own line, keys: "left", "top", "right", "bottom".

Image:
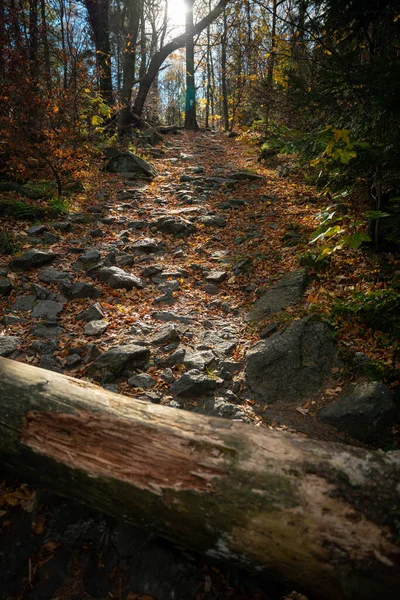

{"left": 0, "top": 356, "right": 399, "bottom": 600}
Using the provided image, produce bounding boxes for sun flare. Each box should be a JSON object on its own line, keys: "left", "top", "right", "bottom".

{"left": 168, "top": 0, "right": 187, "bottom": 27}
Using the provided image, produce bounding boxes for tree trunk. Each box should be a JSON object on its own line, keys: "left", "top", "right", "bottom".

{"left": 117, "top": 0, "right": 141, "bottom": 138}
{"left": 40, "top": 0, "right": 51, "bottom": 93}
{"left": 28, "top": 0, "right": 38, "bottom": 77}
{"left": 184, "top": 0, "right": 198, "bottom": 130}
{"left": 0, "top": 357, "right": 400, "bottom": 600}
{"left": 265, "top": 0, "right": 278, "bottom": 134}
{"left": 85, "top": 0, "right": 113, "bottom": 104}
{"left": 221, "top": 6, "right": 229, "bottom": 131}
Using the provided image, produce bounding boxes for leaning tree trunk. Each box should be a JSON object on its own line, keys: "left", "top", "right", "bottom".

{"left": 132, "top": 0, "right": 229, "bottom": 120}
{"left": 0, "top": 357, "right": 399, "bottom": 600}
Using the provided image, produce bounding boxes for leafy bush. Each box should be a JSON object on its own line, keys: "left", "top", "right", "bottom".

{"left": 333, "top": 286, "right": 400, "bottom": 340}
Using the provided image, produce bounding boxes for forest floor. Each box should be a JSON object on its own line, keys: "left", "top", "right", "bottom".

{"left": 0, "top": 129, "right": 399, "bottom": 599}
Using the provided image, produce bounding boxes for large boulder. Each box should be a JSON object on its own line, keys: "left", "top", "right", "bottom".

{"left": 246, "top": 270, "right": 308, "bottom": 322}
{"left": 86, "top": 344, "right": 150, "bottom": 380}
{"left": 10, "top": 250, "right": 58, "bottom": 270}
{"left": 317, "top": 382, "right": 395, "bottom": 445}
{"left": 246, "top": 316, "right": 337, "bottom": 404}
{"left": 105, "top": 152, "right": 157, "bottom": 179}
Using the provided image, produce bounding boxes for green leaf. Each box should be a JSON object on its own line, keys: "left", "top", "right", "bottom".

{"left": 365, "top": 210, "right": 390, "bottom": 220}
{"left": 98, "top": 104, "right": 111, "bottom": 117}
{"left": 311, "top": 225, "right": 344, "bottom": 243}
{"left": 343, "top": 233, "right": 371, "bottom": 249}
{"left": 316, "top": 246, "right": 334, "bottom": 261}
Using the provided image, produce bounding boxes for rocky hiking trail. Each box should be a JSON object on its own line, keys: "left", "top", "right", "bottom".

{"left": 0, "top": 131, "right": 398, "bottom": 600}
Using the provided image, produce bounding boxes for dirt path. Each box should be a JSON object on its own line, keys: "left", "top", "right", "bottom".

{"left": 1, "top": 129, "right": 321, "bottom": 600}
{"left": 0, "top": 130, "right": 363, "bottom": 444}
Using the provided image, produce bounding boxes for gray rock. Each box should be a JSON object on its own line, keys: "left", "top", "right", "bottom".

{"left": 10, "top": 295, "right": 36, "bottom": 312}
{"left": 0, "top": 277, "right": 12, "bottom": 296}
{"left": 219, "top": 360, "right": 242, "bottom": 376}
{"left": 43, "top": 232, "right": 60, "bottom": 244}
{"left": 196, "top": 398, "right": 248, "bottom": 421}
{"left": 218, "top": 199, "right": 246, "bottom": 210}
{"left": 148, "top": 324, "right": 180, "bottom": 345}
{"left": 246, "top": 316, "right": 337, "bottom": 404}
{"left": 205, "top": 270, "right": 227, "bottom": 284}
{"left": 129, "top": 238, "right": 162, "bottom": 254}
{"left": 0, "top": 336, "right": 20, "bottom": 356}
{"left": 106, "top": 152, "right": 157, "bottom": 179}
{"left": 141, "top": 265, "right": 163, "bottom": 278}
{"left": 65, "top": 353, "right": 82, "bottom": 368}
{"left": 160, "top": 368, "right": 175, "bottom": 383}
{"left": 39, "top": 267, "right": 71, "bottom": 284}
{"left": 246, "top": 270, "right": 308, "bottom": 322}
{"left": 89, "top": 228, "right": 103, "bottom": 238}
{"left": 169, "top": 400, "right": 183, "bottom": 409}
{"left": 62, "top": 281, "right": 102, "bottom": 299}
{"left": 154, "top": 216, "right": 196, "bottom": 236}
{"left": 158, "top": 348, "right": 186, "bottom": 368}
{"left": 128, "top": 220, "right": 147, "bottom": 230}
{"left": 38, "top": 353, "right": 61, "bottom": 372}
{"left": 171, "top": 369, "right": 217, "bottom": 397}
{"left": 10, "top": 250, "right": 57, "bottom": 270}
{"left": 31, "top": 300, "right": 63, "bottom": 319}
{"left": 76, "top": 249, "right": 101, "bottom": 269}
{"left": 85, "top": 343, "right": 101, "bottom": 363}
{"left": 31, "top": 324, "right": 62, "bottom": 339}
{"left": 199, "top": 215, "right": 226, "bottom": 228}
{"left": 52, "top": 221, "right": 72, "bottom": 232}
{"left": 153, "top": 290, "right": 175, "bottom": 305}
{"left": 86, "top": 344, "right": 150, "bottom": 379}
{"left": 31, "top": 283, "right": 51, "bottom": 301}
{"left": 91, "top": 266, "right": 144, "bottom": 290}
{"left": 118, "top": 255, "right": 136, "bottom": 268}
{"left": 183, "top": 350, "right": 215, "bottom": 371}
{"left": 102, "top": 383, "right": 119, "bottom": 393}
{"left": 227, "top": 171, "right": 263, "bottom": 181}
{"left": 318, "top": 382, "right": 395, "bottom": 445}
{"left": 84, "top": 320, "right": 109, "bottom": 336}
{"left": 232, "top": 258, "right": 252, "bottom": 274}
{"left": 198, "top": 331, "right": 236, "bottom": 357}
{"left": 77, "top": 302, "right": 105, "bottom": 322}
{"left": 259, "top": 323, "right": 280, "bottom": 339}
{"left": 157, "top": 280, "right": 180, "bottom": 293}
{"left": 151, "top": 311, "right": 193, "bottom": 324}
{"left": 203, "top": 283, "right": 219, "bottom": 295}
{"left": 2, "top": 315, "right": 21, "bottom": 325}
{"left": 127, "top": 373, "right": 156, "bottom": 389}
{"left": 31, "top": 340, "right": 58, "bottom": 354}
{"left": 27, "top": 225, "right": 48, "bottom": 236}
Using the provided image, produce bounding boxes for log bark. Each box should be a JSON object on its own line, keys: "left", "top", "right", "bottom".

{"left": 0, "top": 356, "right": 399, "bottom": 600}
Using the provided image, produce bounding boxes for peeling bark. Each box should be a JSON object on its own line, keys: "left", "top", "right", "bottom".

{"left": 0, "top": 357, "right": 400, "bottom": 600}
